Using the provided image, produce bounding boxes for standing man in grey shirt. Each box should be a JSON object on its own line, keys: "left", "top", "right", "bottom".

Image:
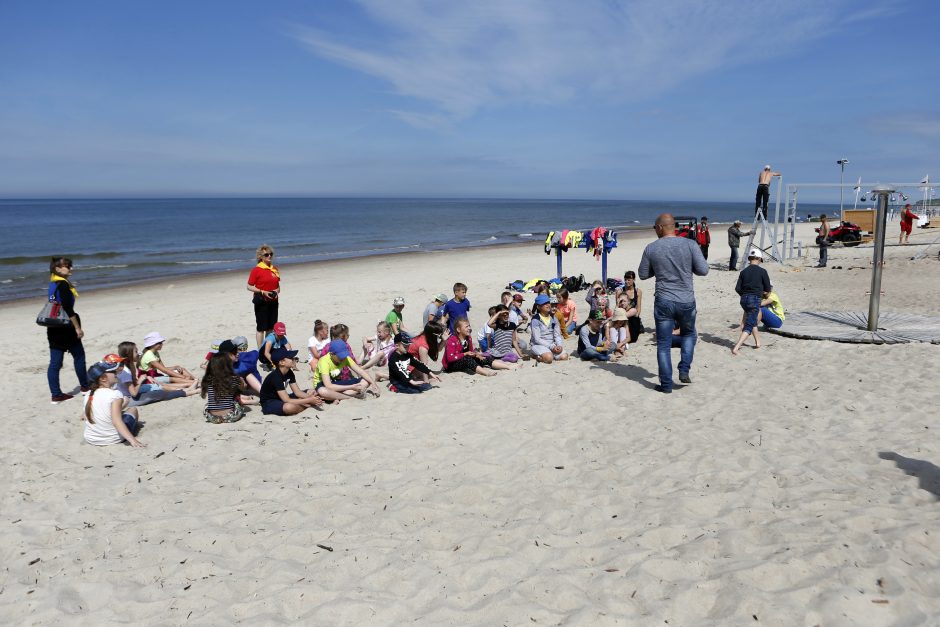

{"left": 638, "top": 213, "right": 709, "bottom": 393}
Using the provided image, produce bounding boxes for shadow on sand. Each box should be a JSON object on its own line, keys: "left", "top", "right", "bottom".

{"left": 697, "top": 332, "right": 736, "bottom": 350}
{"left": 878, "top": 451, "right": 940, "bottom": 499}
{"left": 589, "top": 360, "right": 659, "bottom": 390}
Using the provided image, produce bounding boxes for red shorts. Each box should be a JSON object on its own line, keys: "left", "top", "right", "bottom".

{"left": 901, "top": 223, "right": 912, "bottom": 234}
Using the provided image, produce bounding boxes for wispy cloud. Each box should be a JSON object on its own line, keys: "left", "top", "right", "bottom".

{"left": 870, "top": 112, "right": 940, "bottom": 139}
{"left": 291, "top": 0, "right": 874, "bottom": 126}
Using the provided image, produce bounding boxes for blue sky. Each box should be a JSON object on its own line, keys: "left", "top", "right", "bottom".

{"left": 0, "top": 0, "right": 936, "bottom": 201}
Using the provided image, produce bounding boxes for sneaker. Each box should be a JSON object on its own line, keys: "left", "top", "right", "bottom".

{"left": 51, "top": 393, "right": 74, "bottom": 404}
{"left": 654, "top": 385, "right": 672, "bottom": 394}
{"left": 679, "top": 374, "right": 692, "bottom": 384}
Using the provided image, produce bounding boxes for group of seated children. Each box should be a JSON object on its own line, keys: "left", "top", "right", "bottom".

{"left": 81, "top": 275, "right": 652, "bottom": 447}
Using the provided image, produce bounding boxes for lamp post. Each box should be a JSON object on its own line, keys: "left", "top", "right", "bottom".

{"left": 837, "top": 159, "right": 849, "bottom": 217}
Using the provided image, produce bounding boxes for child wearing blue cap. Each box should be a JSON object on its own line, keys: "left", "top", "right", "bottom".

{"left": 529, "top": 294, "right": 569, "bottom": 363}
{"left": 83, "top": 361, "right": 145, "bottom": 447}
{"left": 313, "top": 339, "right": 382, "bottom": 401}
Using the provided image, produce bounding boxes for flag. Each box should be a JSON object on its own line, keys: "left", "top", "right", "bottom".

{"left": 853, "top": 177, "right": 861, "bottom": 192}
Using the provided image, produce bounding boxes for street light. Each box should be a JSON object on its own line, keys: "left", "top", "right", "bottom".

{"left": 837, "top": 159, "right": 849, "bottom": 216}
{"left": 836, "top": 158, "right": 849, "bottom": 220}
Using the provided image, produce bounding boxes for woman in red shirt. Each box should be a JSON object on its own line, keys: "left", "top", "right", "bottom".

{"left": 247, "top": 244, "right": 280, "bottom": 349}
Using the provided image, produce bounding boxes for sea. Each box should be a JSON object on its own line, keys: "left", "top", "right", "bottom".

{"left": 0, "top": 197, "right": 837, "bottom": 303}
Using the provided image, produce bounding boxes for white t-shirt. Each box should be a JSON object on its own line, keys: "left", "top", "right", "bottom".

{"left": 83, "top": 388, "right": 126, "bottom": 446}
{"left": 476, "top": 324, "right": 494, "bottom": 343}
{"left": 364, "top": 335, "right": 394, "bottom": 360}
{"left": 307, "top": 335, "right": 329, "bottom": 360}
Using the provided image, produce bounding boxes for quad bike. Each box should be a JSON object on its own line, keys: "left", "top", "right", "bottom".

{"left": 819, "top": 221, "right": 863, "bottom": 247}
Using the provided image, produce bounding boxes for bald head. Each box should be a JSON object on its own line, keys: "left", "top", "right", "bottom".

{"left": 654, "top": 213, "right": 675, "bottom": 238}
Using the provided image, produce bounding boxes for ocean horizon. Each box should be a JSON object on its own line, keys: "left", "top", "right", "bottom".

{"left": 1, "top": 197, "right": 838, "bottom": 303}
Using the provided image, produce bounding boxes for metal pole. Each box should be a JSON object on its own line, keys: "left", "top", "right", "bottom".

{"left": 771, "top": 178, "right": 782, "bottom": 261}
{"left": 867, "top": 185, "right": 893, "bottom": 331}
{"left": 837, "top": 159, "right": 848, "bottom": 218}
{"left": 556, "top": 246, "right": 563, "bottom": 279}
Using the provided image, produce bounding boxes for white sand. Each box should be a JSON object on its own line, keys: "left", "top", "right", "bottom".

{"left": 2, "top": 221, "right": 939, "bottom": 624}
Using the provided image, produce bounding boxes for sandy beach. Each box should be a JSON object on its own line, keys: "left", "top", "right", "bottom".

{"left": 2, "top": 221, "right": 939, "bottom": 624}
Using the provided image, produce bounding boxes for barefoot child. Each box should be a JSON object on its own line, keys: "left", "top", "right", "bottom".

{"left": 443, "top": 318, "right": 515, "bottom": 376}
{"left": 140, "top": 332, "right": 196, "bottom": 385}
{"left": 83, "top": 361, "right": 145, "bottom": 447}
{"left": 608, "top": 308, "right": 631, "bottom": 356}
{"left": 388, "top": 333, "right": 441, "bottom": 393}
{"left": 484, "top": 305, "right": 524, "bottom": 365}
{"left": 313, "top": 340, "right": 382, "bottom": 401}
{"left": 259, "top": 348, "right": 323, "bottom": 416}
{"left": 110, "top": 344, "right": 197, "bottom": 407}
{"left": 360, "top": 321, "right": 395, "bottom": 376}
{"left": 732, "top": 248, "right": 772, "bottom": 355}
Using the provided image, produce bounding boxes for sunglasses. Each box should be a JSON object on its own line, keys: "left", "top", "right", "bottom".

{"left": 262, "top": 253, "right": 273, "bottom": 258}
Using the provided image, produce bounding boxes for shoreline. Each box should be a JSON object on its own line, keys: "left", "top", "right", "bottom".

{"left": 1, "top": 226, "right": 656, "bottom": 307}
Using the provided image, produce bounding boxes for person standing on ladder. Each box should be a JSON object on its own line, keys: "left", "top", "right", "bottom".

{"left": 755, "top": 165, "right": 781, "bottom": 216}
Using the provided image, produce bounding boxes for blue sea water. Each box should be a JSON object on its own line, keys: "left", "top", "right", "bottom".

{"left": 0, "top": 197, "right": 835, "bottom": 302}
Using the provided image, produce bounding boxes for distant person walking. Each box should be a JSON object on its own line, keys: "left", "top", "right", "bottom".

{"left": 732, "top": 248, "right": 772, "bottom": 355}
{"left": 247, "top": 244, "right": 280, "bottom": 349}
{"left": 638, "top": 214, "right": 709, "bottom": 393}
{"left": 755, "top": 165, "right": 781, "bottom": 216}
{"left": 727, "top": 220, "right": 751, "bottom": 271}
{"left": 46, "top": 256, "right": 89, "bottom": 403}
{"left": 899, "top": 203, "right": 919, "bottom": 244}
{"left": 695, "top": 216, "right": 711, "bottom": 260}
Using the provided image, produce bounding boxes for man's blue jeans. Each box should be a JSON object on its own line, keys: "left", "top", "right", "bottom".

{"left": 654, "top": 298, "right": 697, "bottom": 391}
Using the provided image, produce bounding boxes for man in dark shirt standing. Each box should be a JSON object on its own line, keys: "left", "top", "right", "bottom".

{"left": 727, "top": 220, "right": 752, "bottom": 271}
{"left": 732, "top": 248, "right": 772, "bottom": 355}
{"left": 638, "top": 213, "right": 709, "bottom": 393}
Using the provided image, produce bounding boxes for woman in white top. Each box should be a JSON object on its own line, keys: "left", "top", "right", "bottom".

{"left": 83, "top": 361, "right": 145, "bottom": 447}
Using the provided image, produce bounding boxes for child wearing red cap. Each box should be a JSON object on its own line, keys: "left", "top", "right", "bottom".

{"left": 260, "top": 321, "right": 292, "bottom": 370}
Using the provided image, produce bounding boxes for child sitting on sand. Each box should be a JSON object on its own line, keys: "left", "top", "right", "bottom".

{"left": 529, "top": 295, "right": 569, "bottom": 363}
{"left": 307, "top": 319, "right": 330, "bottom": 366}
{"left": 578, "top": 310, "right": 611, "bottom": 362}
{"left": 388, "top": 333, "right": 441, "bottom": 394}
{"left": 555, "top": 288, "right": 578, "bottom": 336}
{"left": 442, "top": 318, "right": 511, "bottom": 376}
{"left": 607, "top": 308, "right": 631, "bottom": 356}
{"left": 140, "top": 332, "right": 197, "bottom": 385}
{"left": 83, "top": 361, "right": 145, "bottom": 447}
{"left": 760, "top": 290, "right": 785, "bottom": 329}
{"left": 201, "top": 348, "right": 248, "bottom": 424}
{"left": 259, "top": 348, "right": 323, "bottom": 416}
{"left": 485, "top": 305, "right": 524, "bottom": 364}
{"left": 110, "top": 344, "right": 197, "bottom": 407}
{"left": 476, "top": 305, "right": 499, "bottom": 351}
{"left": 360, "top": 321, "right": 394, "bottom": 381}
{"left": 260, "top": 322, "right": 291, "bottom": 370}
{"left": 386, "top": 297, "right": 406, "bottom": 335}
{"left": 232, "top": 335, "right": 263, "bottom": 394}
{"left": 313, "top": 340, "right": 382, "bottom": 401}
{"left": 408, "top": 321, "right": 444, "bottom": 382}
